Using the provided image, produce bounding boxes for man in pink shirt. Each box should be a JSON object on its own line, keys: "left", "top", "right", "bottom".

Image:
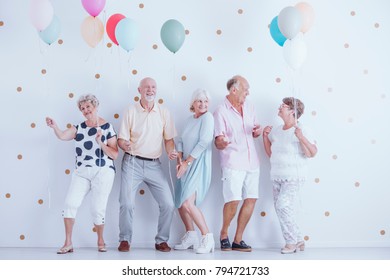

{"left": 214, "top": 75, "right": 262, "bottom": 252}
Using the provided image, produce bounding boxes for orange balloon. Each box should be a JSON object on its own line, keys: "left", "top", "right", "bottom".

{"left": 295, "top": 2, "right": 315, "bottom": 33}
{"left": 81, "top": 16, "right": 104, "bottom": 48}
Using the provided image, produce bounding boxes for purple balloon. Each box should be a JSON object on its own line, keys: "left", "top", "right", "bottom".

{"left": 81, "top": 0, "right": 106, "bottom": 17}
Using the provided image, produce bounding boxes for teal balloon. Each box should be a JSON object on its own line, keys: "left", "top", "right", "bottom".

{"left": 270, "top": 16, "right": 286, "bottom": 47}
{"left": 38, "top": 15, "right": 61, "bottom": 45}
{"left": 115, "top": 18, "right": 139, "bottom": 52}
{"left": 160, "top": 19, "right": 185, "bottom": 54}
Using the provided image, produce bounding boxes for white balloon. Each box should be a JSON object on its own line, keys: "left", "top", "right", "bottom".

{"left": 283, "top": 36, "right": 307, "bottom": 70}
{"left": 29, "top": 0, "right": 54, "bottom": 31}
{"left": 278, "top": 6, "right": 303, "bottom": 39}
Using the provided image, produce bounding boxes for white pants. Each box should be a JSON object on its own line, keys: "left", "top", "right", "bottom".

{"left": 63, "top": 166, "right": 115, "bottom": 225}
{"left": 272, "top": 179, "right": 304, "bottom": 245}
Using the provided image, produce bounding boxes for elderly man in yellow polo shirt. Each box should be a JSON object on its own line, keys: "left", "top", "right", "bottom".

{"left": 117, "top": 77, "right": 178, "bottom": 253}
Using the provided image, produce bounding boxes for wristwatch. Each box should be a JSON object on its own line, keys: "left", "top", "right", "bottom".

{"left": 185, "top": 160, "right": 192, "bottom": 166}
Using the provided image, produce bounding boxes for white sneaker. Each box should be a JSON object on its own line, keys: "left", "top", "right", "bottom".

{"left": 174, "top": 231, "right": 199, "bottom": 250}
{"left": 196, "top": 233, "right": 215, "bottom": 254}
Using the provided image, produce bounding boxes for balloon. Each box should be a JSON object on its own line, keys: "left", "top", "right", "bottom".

{"left": 278, "top": 6, "right": 303, "bottom": 39}
{"left": 106, "top": 13, "right": 125, "bottom": 45}
{"left": 115, "top": 18, "right": 139, "bottom": 52}
{"left": 269, "top": 16, "right": 286, "bottom": 47}
{"left": 81, "top": 16, "right": 104, "bottom": 48}
{"left": 160, "top": 19, "right": 185, "bottom": 53}
{"left": 283, "top": 35, "right": 307, "bottom": 70}
{"left": 39, "top": 15, "right": 61, "bottom": 45}
{"left": 295, "top": 2, "right": 315, "bottom": 33}
{"left": 81, "top": 0, "right": 106, "bottom": 17}
{"left": 29, "top": 0, "right": 54, "bottom": 31}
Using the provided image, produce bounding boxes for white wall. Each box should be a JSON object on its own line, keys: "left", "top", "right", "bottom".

{"left": 1, "top": 0, "right": 389, "bottom": 248}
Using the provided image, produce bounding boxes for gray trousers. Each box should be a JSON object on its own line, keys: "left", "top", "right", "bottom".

{"left": 119, "top": 153, "right": 174, "bottom": 244}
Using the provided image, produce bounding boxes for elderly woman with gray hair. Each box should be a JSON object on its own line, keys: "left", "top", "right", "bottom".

{"left": 46, "top": 94, "right": 118, "bottom": 254}
{"left": 174, "top": 89, "right": 215, "bottom": 254}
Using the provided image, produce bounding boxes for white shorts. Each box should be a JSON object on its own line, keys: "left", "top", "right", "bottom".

{"left": 221, "top": 167, "right": 260, "bottom": 202}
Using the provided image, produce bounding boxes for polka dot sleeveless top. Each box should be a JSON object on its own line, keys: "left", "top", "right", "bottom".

{"left": 74, "top": 122, "right": 117, "bottom": 171}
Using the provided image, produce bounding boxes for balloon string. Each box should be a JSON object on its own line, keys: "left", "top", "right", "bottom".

{"left": 127, "top": 52, "right": 132, "bottom": 91}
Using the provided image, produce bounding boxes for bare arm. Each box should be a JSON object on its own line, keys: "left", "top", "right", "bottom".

{"left": 262, "top": 126, "right": 272, "bottom": 157}
{"left": 46, "top": 117, "right": 76, "bottom": 141}
{"left": 96, "top": 131, "right": 119, "bottom": 160}
{"left": 295, "top": 126, "right": 317, "bottom": 158}
{"left": 164, "top": 138, "right": 178, "bottom": 160}
{"left": 214, "top": 135, "right": 229, "bottom": 150}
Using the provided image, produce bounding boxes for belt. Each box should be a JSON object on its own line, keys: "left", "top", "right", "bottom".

{"left": 128, "top": 154, "right": 158, "bottom": 162}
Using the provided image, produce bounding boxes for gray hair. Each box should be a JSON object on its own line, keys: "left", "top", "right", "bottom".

{"left": 226, "top": 75, "right": 242, "bottom": 91}
{"left": 77, "top": 94, "right": 99, "bottom": 110}
{"left": 189, "top": 88, "right": 211, "bottom": 112}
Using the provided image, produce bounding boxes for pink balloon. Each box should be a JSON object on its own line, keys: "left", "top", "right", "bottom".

{"left": 106, "top": 14, "right": 126, "bottom": 45}
{"left": 81, "top": 0, "right": 106, "bottom": 17}
{"left": 29, "top": 0, "right": 54, "bottom": 31}
{"left": 295, "top": 2, "right": 315, "bottom": 33}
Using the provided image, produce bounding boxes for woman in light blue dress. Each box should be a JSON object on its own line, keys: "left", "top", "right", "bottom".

{"left": 174, "top": 89, "right": 214, "bottom": 254}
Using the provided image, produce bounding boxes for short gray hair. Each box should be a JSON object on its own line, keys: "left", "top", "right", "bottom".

{"left": 189, "top": 88, "right": 210, "bottom": 112}
{"left": 77, "top": 94, "right": 99, "bottom": 110}
{"left": 226, "top": 75, "right": 241, "bottom": 91}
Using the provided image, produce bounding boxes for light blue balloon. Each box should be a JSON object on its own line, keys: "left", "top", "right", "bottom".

{"left": 270, "top": 16, "right": 286, "bottom": 47}
{"left": 38, "top": 15, "right": 61, "bottom": 45}
{"left": 115, "top": 18, "right": 139, "bottom": 52}
{"left": 160, "top": 19, "right": 185, "bottom": 54}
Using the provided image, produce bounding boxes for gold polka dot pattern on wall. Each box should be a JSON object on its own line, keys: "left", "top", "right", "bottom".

{"left": 114, "top": 113, "right": 119, "bottom": 119}
{"left": 185, "top": 30, "right": 190, "bottom": 35}
{"left": 158, "top": 99, "right": 164, "bottom": 104}
{"left": 350, "top": 11, "right": 356, "bottom": 16}
{"left": 314, "top": 178, "right": 320, "bottom": 183}
{"left": 139, "top": 189, "right": 145, "bottom": 195}
{"left": 17, "top": 86, "right": 22, "bottom": 93}
{"left": 66, "top": 123, "right": 72, "bottom": 129}
{"left": 41, "top": 69, "right": 47, "bottom": 75}
{"left": 134, "top": 96, "right": 139, "bottom": 102}
{"left": 260, "top": 211, "right": 266, "bottom": 217}
{"left": 344, "top": 43, "right": 349, "bottom": 48}
{"left": 5, "top": 193, "right": 11, "bottom": 198}
{"left": 139, "top": 3, "right": 144, "bottom": 9}
{"left": 181, "top": 75, "right": 187, "bottom": 81}
{"left": 31, "top": 123, "right": 36, "bottom": 128}
{"left": 380, "top": 230, "right": 385, "bottom": 235}
{"left": 58, "top": 39, "right": 63, "bottom": 44}
{"left": 68, "top": 93, "right": 74, "bottom": 98}
{"left": 238, "top": 9, "right": 243, "bottom": 14}
{"left": 132, "top": 69, "right": 138, "bottom": 75}
{"left": 65, "top": 169, "right": 70, "bottom": 175}
{"left": 355, "top": 182, "right": 360, "bottom": 187}
{"left": 304, "top": 236, "right": 309, "bottom": 241}
{"left": 95, "top": 73, "right": 101, "bottom": 79}
{"left": 325, "top": 211, "right": 330, "bottom": 217}
{"left": 276, "top": 77, "right": 281, "bottom": 83}
{"left": 17, "top": 154, "right": 23, "bottom": 160}
{"left": 332, "top": 155, "right": 338, "bottom": 160}
{"left": 20, "top": 235, "right": 25, "bottom": 240}
{"left": 107, "top": 42, "right": 112, "bottom": 48}
{"left": 92, "top": 227, "right": 97, "bottom": 232}
{"left": 374, "top": 23, "right": 380, "bottom": 28}
{"left": 247, "top": 47, "right": 253, "bottom": 52}
{"left": 38, "top": 199, "right": 43, "bottom": 205}
{"left": 207, "top": 56, "right": 213, "bottom": 62}
{"left": 152, "top": 44, "right": 158, "bottom": 49}
{"left": 0, "top": 21, "right": 4, "bottom": 26}
{"left": 216, "top": 29, "right": 222, "bottom": 35}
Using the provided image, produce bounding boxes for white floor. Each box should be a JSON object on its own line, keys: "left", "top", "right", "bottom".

{"left": 1, "top": 246, "right": 389, "bottom": 260}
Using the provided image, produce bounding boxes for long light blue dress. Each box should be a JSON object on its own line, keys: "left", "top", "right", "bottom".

{"left": 175, "top": 112, "right": 214, "bottom": 208}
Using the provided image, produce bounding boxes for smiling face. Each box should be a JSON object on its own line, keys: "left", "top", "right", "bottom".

{"left": 79, "top": 101, "right": 97, "bottom": 121}
{"left": 138, "top": 78, "right": 157, "bottom": 104}
{"left": 193, "top": 97, "right": 209, "bottom": 117}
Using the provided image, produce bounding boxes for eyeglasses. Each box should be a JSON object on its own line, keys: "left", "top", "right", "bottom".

{"left": 279, "top": 104, "right": 291, "bottom": 110}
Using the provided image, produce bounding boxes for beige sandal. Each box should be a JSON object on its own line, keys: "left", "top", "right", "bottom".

{"left": 57, "top": 245, "right": 73, "bottom": 254}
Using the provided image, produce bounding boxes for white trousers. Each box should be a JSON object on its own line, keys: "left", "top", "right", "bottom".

{"left": 63, "top": 166, "right": 115, "bottom": 225}
{"left": 272, "top": 179, "right": 304, "bottom": 245}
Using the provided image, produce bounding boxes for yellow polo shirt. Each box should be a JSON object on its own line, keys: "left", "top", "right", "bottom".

{"left": 118, "top": 102, "right": 177, "bottom": 159}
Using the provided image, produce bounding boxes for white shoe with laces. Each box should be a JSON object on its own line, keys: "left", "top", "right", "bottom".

{"left": 174, "top": 231, "right": 199, "bottom": 250}
{"left": 196, "top": 233, "right": 215, "bottom": 254}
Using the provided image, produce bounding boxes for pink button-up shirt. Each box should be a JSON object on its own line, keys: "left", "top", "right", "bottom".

{"left": 214, "top": 97, "right": 260, "bottom": 171}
